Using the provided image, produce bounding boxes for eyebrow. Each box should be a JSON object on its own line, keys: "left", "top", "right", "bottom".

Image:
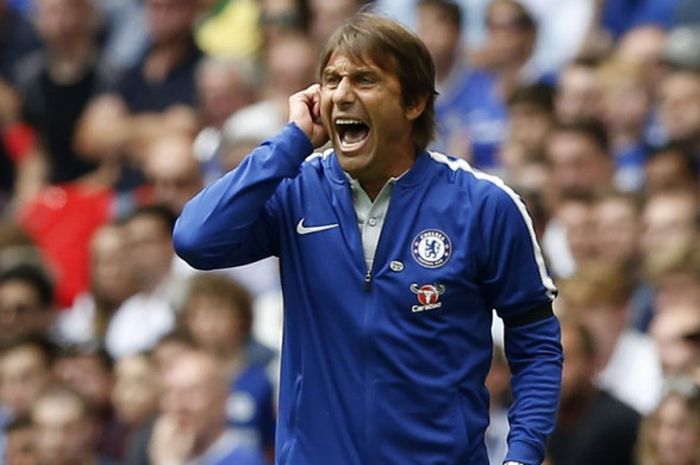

{"left": 322, "top": 66, "right": 377, "bottom": 80}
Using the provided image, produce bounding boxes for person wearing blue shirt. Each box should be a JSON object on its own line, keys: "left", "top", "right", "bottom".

{"left": 455, "top": 0, "right": 554, "bottom": 169}
{"left": 601, "top": 0, "right": 678, "bottom": 40}
{"left": 174, "top": 12, "right": 562, "bottom": 465}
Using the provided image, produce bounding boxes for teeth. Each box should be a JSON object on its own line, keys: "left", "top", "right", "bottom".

{"left": 335, "top": 118, "right": 364, "bottom": 125}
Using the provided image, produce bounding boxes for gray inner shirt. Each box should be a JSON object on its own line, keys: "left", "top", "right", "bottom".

{"left": 348, "top": 175, "right": 402, "bottom": 270}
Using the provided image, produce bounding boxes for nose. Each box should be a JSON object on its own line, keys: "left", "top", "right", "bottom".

{"left": 332, "top": 76, "right": 355, "bottom": 106}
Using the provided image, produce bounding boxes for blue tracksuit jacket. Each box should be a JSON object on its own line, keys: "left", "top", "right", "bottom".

{"left": 174, "top": 123, "right": 563, "bottom": 465}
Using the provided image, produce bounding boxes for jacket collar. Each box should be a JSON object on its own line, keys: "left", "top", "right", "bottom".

{"left": 326, "top": 150, "right": 433, "bottom": 189}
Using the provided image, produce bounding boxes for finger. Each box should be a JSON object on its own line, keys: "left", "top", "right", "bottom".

{"left": 312, "top": 95, "right": 321, "bottom": 123}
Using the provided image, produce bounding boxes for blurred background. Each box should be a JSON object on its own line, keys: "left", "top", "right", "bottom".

{"left": 0, "top": 0, "right": 700, "bottom": 464}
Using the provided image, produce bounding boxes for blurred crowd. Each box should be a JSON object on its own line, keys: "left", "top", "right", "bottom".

{"left": 0, "top": 0, "right": 700, "bottom": 464}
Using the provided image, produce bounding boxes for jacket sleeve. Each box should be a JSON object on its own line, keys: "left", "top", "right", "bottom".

{"left": 173, "top": 123, "right": 313, "bottom": 270}
{"left": 476, "top": 185, "right": 562, "bottom": 465}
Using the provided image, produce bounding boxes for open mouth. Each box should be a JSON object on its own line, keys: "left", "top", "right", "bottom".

{"left": 335, "top": 118, "right": 370, "bottom": 152}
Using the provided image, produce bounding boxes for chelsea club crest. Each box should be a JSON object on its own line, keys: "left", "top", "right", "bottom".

{"left": 411, "top": 229, "right": 452, "bottom": 268}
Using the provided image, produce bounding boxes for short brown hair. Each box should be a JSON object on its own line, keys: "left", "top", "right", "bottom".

{"left": 318, "top": 12, "right": 437, "bottom": 153}
{"left": 183, "top": 274, "right": 253, "bottom": 336}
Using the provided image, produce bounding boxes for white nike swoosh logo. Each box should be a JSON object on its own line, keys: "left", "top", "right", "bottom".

{"left": 296, "top": 218, "right": 339, "bottom": 235}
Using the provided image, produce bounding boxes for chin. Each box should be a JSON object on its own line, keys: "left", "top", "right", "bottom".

{"left": 336, "top": 154, "right": 369, "bottom": 177}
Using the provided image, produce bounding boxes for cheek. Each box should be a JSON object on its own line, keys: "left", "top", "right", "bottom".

{"left": 320, "top": 93, "right": 334, "bottom": 125}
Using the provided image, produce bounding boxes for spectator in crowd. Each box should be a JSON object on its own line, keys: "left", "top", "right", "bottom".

{"left": 616, "top": 25, "right": 667, "bottom": 72}
{"left": 650, "top": 303, "right": 700, "bottom": 378}
{"left": 637, "top": 380, "right": 700, "bottom": 465}
{"left": 548, "top": 317, "right": 640, "bottom": 465}
{"left": 657, "top": 69, "right": 700, "bottom": 147}
{"left": 455, "top": 0, "right": 544, "bottom": 168}
{"left": 147, "top": 349, "right": 266, "bottom": 465}
{"left": 415, "top": 0, "right": 471, "bottom": 155}
{"left": 615, "top": 25, "right": 667, "bottom": 107}
{"left": 559, "top": 262, "right": 663, "bottom": 414}
{"left": 150, "top": 330, "right": 195, "bottom": 374}
{"left": 15, "top": 0, "right": 110, "bottom": 201}
{"left": 649, "top": 246, "right": 700, "bottom": 317}
{"left": 593, "top": 191, "right": 642, "bottom": 274}
{"left": 0, "top": 263, "right": 54, "bottom": 344}
{"left": 52, "top": 346, "right": 113, "bottom": 411}
{"left": 545, "top": 120, "right": 614, "bottom": 201}
{"left": 543, "top": 193, "right": 598, "bottom": 279}
{"left": 57, "top": 223, "right": 134, "bottom": 348}
{"left": 554, "top": 58, "right": 602, "bottom": 124}
{"left": 600, "top": 0, "right": 677, "bottom": 41}
{"left": 592, "top": 191, "right": 655, "bottom": 331}
{"left": 641, "top": 189, "right": 699, "bottom": 281}
{"left": 223, "top": 29, "right": 316, "bottom": 147}
{"left": 143, "top": 134, "right": 204, "bottom": 216}
{"left": 4, "top": 415, "right": 36, "bottom": 465}
{"left": 51, "top": 346, "right": 115, "bottom": 454}
{"left": 192, "top": 57, "right": 257, "bottom": 184}
{"left": 0, "top": 335, "right": 53, "bottom": 427}
{"left": 104, "top": 205, "right": 179, "bottom": 359}
{"left": 14, "top": 176, "right": 118, "bottom": 308}
{"left": 181, "top": 274, "right": 276, "bottom": 455}
{"left": 30, "top": 384, "right": 117, "bottom": 465}
{"left": 597, "top": 59, "right": 651, "bottom": 191}
{"left": 109, "top": 352, "right": 159, "bottom": 461}
{"left": 75, "top": 0, "right": 202, "bottom": 190}
{"left": 502, "top": 83, "right": 555, "bottom": 171}
{"left": 644, "top": 143, "right": 699, "bottom": 196}
{"left": 108, "top": 0, "right": 201, "bottom": 114}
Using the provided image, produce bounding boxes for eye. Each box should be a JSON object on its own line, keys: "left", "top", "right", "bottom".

{"left": 322, "top": 74, "right": 340, "bottom": 88}
{"left": 357, "top": 73, "right": 376, "bottom": 86}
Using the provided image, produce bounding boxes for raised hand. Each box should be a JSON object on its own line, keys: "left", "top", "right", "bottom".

{"left": 288, "top": 84, "right": 328, "bottom": 148}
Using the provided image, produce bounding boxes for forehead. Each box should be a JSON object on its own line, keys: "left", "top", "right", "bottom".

{"left": 323, "top": 51, "right": 381, "bottom": 74}
{"left": 1, "top": 346, "right": 45, "bottom": 369}
{"left": 322, "top": 42, "right": 400, "bottom": 77}
{"left": 34, "top": 397, "right": 83, "bottom": 423}
{"left": 0, "top": 279, "right": 40, "bottom": 300}
{"left": 663, "top": 72, "right": 700, "bottom": 93}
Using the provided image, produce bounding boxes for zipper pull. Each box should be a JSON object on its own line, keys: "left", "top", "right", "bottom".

{"left": 364, "top": 269, "right": 372, "bottom": 291}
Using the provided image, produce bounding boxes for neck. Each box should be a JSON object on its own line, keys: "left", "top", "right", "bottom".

{"left": 359, "top": 177, "right": 390, "bottom": 201}
{"left": 359, "top": 135, "right": 418, "bottom": 200}
{"left": 358, "top": 157, "right": 414, "bottom": 200}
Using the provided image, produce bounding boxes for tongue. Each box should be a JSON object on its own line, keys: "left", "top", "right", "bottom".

{"left": 343, "top": 126, "right": 369, "bottom": 144}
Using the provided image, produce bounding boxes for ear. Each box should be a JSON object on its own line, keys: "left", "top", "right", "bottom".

{"left": 404, "top": 94, "right": 429, "bottom": 121}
